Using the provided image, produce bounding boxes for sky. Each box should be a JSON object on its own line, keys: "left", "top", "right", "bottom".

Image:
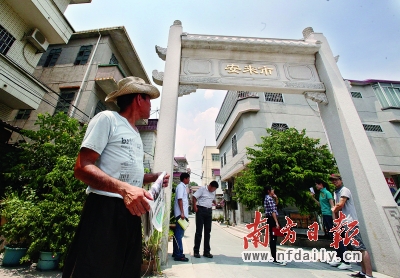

{"left": 65, "top": 0, "right": 400, "bottom": 185}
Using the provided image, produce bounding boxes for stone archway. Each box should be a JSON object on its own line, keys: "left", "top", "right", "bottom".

{"left": 152, "top": 21, "right": 400, "bottom": 276}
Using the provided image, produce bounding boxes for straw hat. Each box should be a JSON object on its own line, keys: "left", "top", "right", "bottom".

{"left": 105, "top": 76, "right": 160, "bottom": 102}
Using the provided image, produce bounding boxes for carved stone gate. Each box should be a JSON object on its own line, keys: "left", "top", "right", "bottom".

{"left": 151, "top": 21, "right": 400, "bottom": 276}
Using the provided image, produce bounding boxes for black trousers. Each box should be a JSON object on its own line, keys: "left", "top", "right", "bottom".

{"left": 193, "top": 206, "right": 212, "bottom": 254}
{"left": 267, "top": 216, "right": 278, "bottom": 262}
{"left": 62, "top": 193, "right": 142, "bottom": 278}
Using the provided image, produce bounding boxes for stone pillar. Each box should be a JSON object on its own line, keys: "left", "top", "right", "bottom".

{"left": 305, "top": 29, "right": 400, "bottom": 277}
{"left": 152, "top": 20, "right": 183, "bottom": 265}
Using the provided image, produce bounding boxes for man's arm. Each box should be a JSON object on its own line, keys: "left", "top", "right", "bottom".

{"left": 328, "top": 198, "right": 336, "bottom": 219}
{"left": 332, "top": 196, "right": 347, "bottom": 216}
{"left": 143, "top": 172, "right": 170, "bottom": 187}
{"left": 178, "top": 199, "right": 185, "bottom": 219}
{"left": 74, "top": 147, "right": 152, "bottom": 216}
{"left": 192, "top": 197, "right": 198, "bottom": 213}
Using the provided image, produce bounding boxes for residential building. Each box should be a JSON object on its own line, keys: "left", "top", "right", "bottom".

{"left": 5, "top": 26, "right": 150, "bottom": 144}
{"left": 200, "top": 144, "right": 223, "bottom": 196}
{"left": 216, "top": 81, "right": 400, "bottom": 224}
{"left": 173, "top": 156, "right": 190, "bottom": 184}
{"left": 137, "top": 119, "right": 158, "bottom": 172}
{"left": 0, "top": 0, "right": 91, "bottom": 143}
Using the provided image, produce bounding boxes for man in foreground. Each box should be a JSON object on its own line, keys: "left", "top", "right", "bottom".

{"left": 63, "top": 76, "right": 169, "bottom": 278}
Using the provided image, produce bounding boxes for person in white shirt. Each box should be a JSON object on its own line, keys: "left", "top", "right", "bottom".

{"left": 192, "top": 181, "right": 219, "bottom": 258}
{"left": 331, "top": 174, "right": 373, "bottom": 278}
{"left": 172, "top": 172, "right": 190, "bottom": 262}
{"left": 63, "top": 77, "right": 170, "bottom": 278}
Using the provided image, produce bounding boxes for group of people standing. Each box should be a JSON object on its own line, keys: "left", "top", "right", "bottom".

{"left": 265, "top": 173, "right": 373, "bottom": 278}
{"left": 172, "top": 173, "right": 219, "bottom": 262}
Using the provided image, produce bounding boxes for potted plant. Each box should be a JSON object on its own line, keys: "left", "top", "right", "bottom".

{"left": 0, "top": 192, "right": 33, "bottom": 266}
{"left": 141, "top": 229, "right": 162, "bottom": 276}
{"left": 0, "top": 113, "right": 87, "bottom": 269}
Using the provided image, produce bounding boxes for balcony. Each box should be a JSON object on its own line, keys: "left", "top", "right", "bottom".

{"left": 215, "top": 91, "right": 260, "bottom": 146}
{"left": 95, "top": 64, "right": 126, "bottom": 95}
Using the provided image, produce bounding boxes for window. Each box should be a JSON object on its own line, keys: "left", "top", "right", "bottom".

{"left": 351, "top": 92, "right": 362, "bottom": 98}
{"left": 0, "top": 25, "right": 16, "bottom": 55}
{"left": 264, "top": 92, "right": 283, "bottom": 102}
{"left": 74, "top": 45, "right": 93, "bottom": 65}
{"left": 232, "top": 134, "right": 237, "bottom": 157}
{"left": 15, "top": 109, "right": 32, "bottom": 120}
{"left": 271, "top": 123, "right": 289, "bottom": 131}
{"left": 211, "top": 154, "right": 220, "bottom": 161}
{"left": 54, "top": 90, "right": 76, "bottom": 115}
{"left": 43, "top": 48, "right": 62, "bottom": 67}
{"left": 109, "top": 53, "right": 119, "bottom": 64}
{"left": 94, "top": 100, "right": 106, "bottom": 116}
{"left": 223, "top": 152, "right": 226, "bottom": 165}
{"left": 363, "top": 124, "right": 383, "bottom": 132}
{"left": 221, "top": 157, "right": 224, "bottom": 168}
{"left": 372, "top": 83, "right": 400, "bottom": 109}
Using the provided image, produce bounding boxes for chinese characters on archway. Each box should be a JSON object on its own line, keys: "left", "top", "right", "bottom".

{"left": 243, "top": 211, "right": 359, "bottom": 250}
{"left": 225, "top": 64, "right": 274, "bottom": 76}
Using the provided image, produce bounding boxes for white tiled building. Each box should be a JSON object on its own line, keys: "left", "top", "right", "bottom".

{"left": 217, "top": 80, "right": 400, "bottom": 224}
{"left": 0, "top": 0, "right": 91, "bottom": 136}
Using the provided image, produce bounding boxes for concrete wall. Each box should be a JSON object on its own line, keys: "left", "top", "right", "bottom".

{"left": 140, "top": 131, "right": 156, "bottom": 171}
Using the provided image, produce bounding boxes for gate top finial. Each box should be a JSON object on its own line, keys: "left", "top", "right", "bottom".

{"left": 173, "top": 20, "right": 182, "bottom": 26}
{"left": 302, "top": 27, "right": 314, "bottom": 39}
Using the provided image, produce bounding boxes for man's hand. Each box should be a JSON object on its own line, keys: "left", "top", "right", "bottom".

{"left": 122, "top": 186, "right": 153, "bottom": 216}
{"left": 193, "top": 205, "right": 198, "bottom": 213}
{"left": 180, "top": 212, "right": 185, "bottom": 220}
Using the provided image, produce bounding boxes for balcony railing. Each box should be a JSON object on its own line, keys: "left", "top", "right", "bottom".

{"left": 215, "top": 91, "right": 259, "bottom": 139}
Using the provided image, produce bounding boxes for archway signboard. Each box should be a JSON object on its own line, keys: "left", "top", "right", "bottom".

{"left": 152, "top": 21, "right": 400, "bottom": 276}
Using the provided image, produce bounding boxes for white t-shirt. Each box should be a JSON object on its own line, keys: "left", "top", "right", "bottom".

{"left": 174, "top": 182, "right": 189, "bottom": 218}
{"left": 334, "top": 186, "right": 358, "bottom": 224}
{"left": 82, "top": 111, "right": 144, "bottom": 198}
{"left": 193, "top": 186, "right": 216, "bottom": 208}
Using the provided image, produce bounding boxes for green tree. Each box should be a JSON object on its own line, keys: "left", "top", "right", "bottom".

{"left": 1, "top": 113, "right": 87, "bottom": 266}
{"left": 234, "top": 128, "right": 337, "bottom": 214}
{"left": 188, "top": 181, "right": 198, "bottom": 187}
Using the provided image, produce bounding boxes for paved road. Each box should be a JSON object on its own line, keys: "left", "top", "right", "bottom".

{"left": 0, "top": 214, "right": 394, "bottom": 278}
{"left": 162, "top": 214, "right": 394, "bottom": 278}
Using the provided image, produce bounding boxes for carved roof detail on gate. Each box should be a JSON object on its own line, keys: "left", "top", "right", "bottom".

{"left": 181, "top": 34, "right": 321, "bottom": 54}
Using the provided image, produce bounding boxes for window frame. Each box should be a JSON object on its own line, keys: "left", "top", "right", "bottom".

{"left": 74, "top": 45, "right": 93, "bottom": 65}
{"left": 15, "top": 109, "right": 32, "bottom": 120}
{"left": 264, "top": 92, "right": 284, "bottom": 103}
{"left": 372, "top": 83, "right": 400, "bottom": 109}
{"left": 271, "top": 122, "right": 289, "bottom": 131}
{"left": 54, "top": 90, "right": 76, "bottom": 115}
{"left": 43, "top": 48, "right": 62, "bottom": 67}
{"left": 232, "top": 134, "right": 238, "bottom": 157}
{"left": 0, "top": 25, "right": 16, "bottom": 55}
{"left": 211, "top": 153, "right": 220, "bottom": 161}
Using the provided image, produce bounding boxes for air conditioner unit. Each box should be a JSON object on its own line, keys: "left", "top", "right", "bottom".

{"left": 26, "top": 28, "right": 49, "bottom": 53}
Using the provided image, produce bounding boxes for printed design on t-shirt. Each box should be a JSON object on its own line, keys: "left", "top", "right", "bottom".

{"left": 320, "top": 192, "right": 325, "bottom": 198}
{"left": 119, "top": 137, "right": 137, "bottom": 183}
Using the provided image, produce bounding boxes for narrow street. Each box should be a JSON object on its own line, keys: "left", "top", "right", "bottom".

{"left": 162, "top": 214, "right": 394, "bottom": 278}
